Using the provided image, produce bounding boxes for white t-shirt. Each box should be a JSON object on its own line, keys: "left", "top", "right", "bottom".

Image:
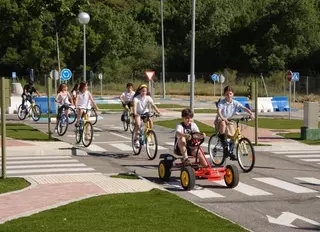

{"left": 57, "top": 92, "right": 70, "bottom": 105}
{"left": 174, "top": 122, "right": 200, "bottom": 148}
{"left": 77, "top": 91, "right": 90, "bottom": 109}
{"left": 133, "top": 95, "right": 153, "bottom": 115}
{"left": 121, "top": 90, "right": 135, "bottom": 103}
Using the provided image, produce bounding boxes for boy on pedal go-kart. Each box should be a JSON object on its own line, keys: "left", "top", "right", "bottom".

{"left": 174, "top": 108, "right": 207, "bottom": 167}
{"left": 215, "top": 86, "right": 254, "bottom": 159}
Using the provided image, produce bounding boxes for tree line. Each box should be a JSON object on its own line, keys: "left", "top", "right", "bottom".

{"left": 1, "top": 0, "right": 320, "bottom": 83}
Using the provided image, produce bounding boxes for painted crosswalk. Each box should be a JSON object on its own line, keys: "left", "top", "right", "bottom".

{"left": 0, "top": 154, "right": 98, "bottom": 177}
{"left": 272, "top": 150, "right": 320, "bottom": 165}
{"left": 163, "top": 177, "right": 319, "bottom": 199}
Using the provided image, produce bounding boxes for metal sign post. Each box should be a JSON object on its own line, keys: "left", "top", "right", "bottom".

{"left": 292, "top": 72, "right": 299, "bottom": 110}
{"left": 45, "top": 76, "right": 52, "bottom": 140}
{"left": 255, "top": 77, "right": 258, "bottom": 145}
{"left": 145, "top": 70, "right": 155, "bottom": 98}
{"left": 50, "top": 70, "right": 59, "bottom": 95}
{"left": 211, "top": 74, "right": 218, "bottom": 97}
{"left": 286, "top": 70, "right": 293, "bottom": 120}
{"left": 98, "top": 73, "right": 103, "bottom": 98}
{"left": 1, "top": 77, "right": 7, "bottom": 178}
{"left": 219, "top": 74, "right": 225, "bottom": 97}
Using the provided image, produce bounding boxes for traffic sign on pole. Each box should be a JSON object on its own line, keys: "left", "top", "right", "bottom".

{"left": 60, "top": 68, "right": 72, "bottom": 81}
{"left": 98, "top": 73, "right": 103, "bottom": 80}
{"left": 145, "top": 70, "right": 155, "bottom": 81}
{"left": 219, "top": 74, "right": 225, "bottom": 84}
{"left": 211, "top": 74, "right": 219, "bottom": 82}
{"left": 292, "top": 72, "right": 300, "bottom": 82}
{"left": 30, "top": 69, "right": 34, "bottom": 81}
{"left": 286, "top": 70, "right": 293, "bottom": 82}
{"left": 12, "top": 72, "right": 16, "bottom": 79}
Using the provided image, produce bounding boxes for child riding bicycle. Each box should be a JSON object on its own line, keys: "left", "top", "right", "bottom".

{"left": 21, "top": 80, "right": 40, "bottom": 110}
{"left": 119, "top": 83, "right": 135, "bottom": 122}
{"left": 132, "top": 84, "right": 161, "bottom": 148}
{"left": 215, "top": 86, "right": 254, "bottom": 159}
{"left": 174, "top": 108, "right": 207, "bottom": 167}
{"left": 54, "top": 84, "right": 74, "bottom": 133}
{"left": 74, "top": 82, "right": 99, "bottom": 128}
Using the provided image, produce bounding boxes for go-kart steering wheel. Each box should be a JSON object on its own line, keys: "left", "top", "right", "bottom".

{"left": 190, "top": 132, "right": 205, "bottom": 146}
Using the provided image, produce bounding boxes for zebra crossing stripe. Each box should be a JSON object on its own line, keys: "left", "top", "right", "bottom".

{"left": 274, "top": 151, "right": 320, "bottom": 154}
{"left": 87, "top": 144, "right": 107, "bottom": 152}
{"left": 214, "top": 180, "right": 272, "bottom": 196}
{"left": 0, "top": 156, "right": 71, "bottom": 160}
{"left": 5, "top": 163, "right": 86, "bottom": 169}
{"left": 189, "top": 189, "right": 225, "bottom": 198}
{"left": 110, "top": 143, "right": 133, "bottom": 151}
{"left": 253, "top": 177, "right": 317, "bottom": 193}
{"left": 286, "top": 154, "right": 320, "bottom": 158}
{"left": 7, "top": 160, "right": 79, "bottom": 164}
{"left": 6, "top": 167, "right": 96, "bottom": 174}
{"left": 294, "top": 177, "right": 320, "bottom": 185}
{"left": 300, "top": 159, "right": 320, "bottom": 162}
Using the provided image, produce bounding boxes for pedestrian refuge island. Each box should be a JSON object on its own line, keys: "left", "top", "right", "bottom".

{"left": 301, "top": 101, "right": 320, "bottom": 140}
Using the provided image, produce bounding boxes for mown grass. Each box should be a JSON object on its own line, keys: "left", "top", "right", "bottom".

{"left": 0, "top": 189, "right": 247, "bottom": 232}
{"left": 0, "top": 178, "right": 30, "bottom": 194}
{"left": 248, "top": 118, "right": 320, "bottom": 129}
{"left": 279, "top": 132, "right": 320, "bottom": 145}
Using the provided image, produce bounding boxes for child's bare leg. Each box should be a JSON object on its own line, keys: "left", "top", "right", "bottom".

{"left": 177, "top": 137, "right": 188, "bottom": 160}
{"left": 76, "top": 109, "right": 83, "bottom": 124}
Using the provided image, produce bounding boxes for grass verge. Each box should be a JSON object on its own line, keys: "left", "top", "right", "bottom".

{"left": 110, "top": 174, "right": 139, "bottom": 179}
{"left": 248, "top": 118, "right": 320, "bottom": 129}
{"left": 155, "top": 119, "right": 215, "bottom": 136}
{"left": 279, "top": 133, "right": 320, "bottom": 145}
{"left": 0, "top": 178, "right": 30, "bottom": 194}
{"left": 173, "top": 109, "right": 217, "bottom": 113}
{"left": 0, "top": 123, "right": 57, "bottom": 141}
{"left": 0, "top": 189, "right": 247, "bottom": 232}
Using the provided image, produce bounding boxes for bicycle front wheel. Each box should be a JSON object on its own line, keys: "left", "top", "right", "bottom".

{"left": 236, "top": 137, "right": 255, "bottom": 172}
{"left": 132, "top": 129, "right": 142, "bottom": 155}
{"left": 146, "top": 130, "right": 158, "bottom": 160}
{"left": 68, "top": 108, "right": 76, "bottom": 124}
{"left": 82, "top": 121, "right": 93, "bottom": 147}
{"left": 90, "top": 108, "right": 98, "bottom": 125}
{"left": 208, "top": 135, "right": 225, "bottom": 166}
{"left": 17, "top": 104, "right": 27, "bottom": 120}
{"left": 31, "top": 105, "right": 41, "bottom": 121}
{"left": 57, "top": 114, "right": 69, "bottom": 136}
{"left": 129, "top": 115, "right": 135, "bottom": 133}
{"left": 123, "top": 112, "right": 129, "bottom": 131}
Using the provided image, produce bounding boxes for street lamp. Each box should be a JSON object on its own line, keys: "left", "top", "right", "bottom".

{"left": 161, "top": 0, "right": 166, "bottom": 99}
{"left": 190, "top": 0, "right": 196, "bottom": 112}
{"left": 78, "top": 12, "right": 90, "bottom": 82}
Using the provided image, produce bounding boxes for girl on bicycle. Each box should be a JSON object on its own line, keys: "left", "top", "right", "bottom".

{"left": 54, "top": 84, "right": 73, "bottom": 133}
{"left": 75, "top": 82, "right": 99, "bottom": 128}
{"left": 70, "top": 83, "right": 79, "bottom": 104}
{"left": 132, "top": 84, "right": 161, "bottom": 147}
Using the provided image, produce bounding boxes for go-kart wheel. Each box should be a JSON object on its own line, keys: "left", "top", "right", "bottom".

{"left": 180, "top": 166, "right": 195, "bottom": 190}
{"left": 224, "top": 164, "right": 239, "bottom": 188}
{"left": 158, "top": 160, "right": 171, "bottom": 181}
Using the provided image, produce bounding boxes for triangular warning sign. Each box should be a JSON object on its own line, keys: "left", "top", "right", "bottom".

{"left": 145, "top": 71, "right": 155, "bottom": 80}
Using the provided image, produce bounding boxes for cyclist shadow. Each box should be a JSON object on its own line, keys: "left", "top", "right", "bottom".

{"left": 88, "top": 152, "right": 130, "bottom": 159}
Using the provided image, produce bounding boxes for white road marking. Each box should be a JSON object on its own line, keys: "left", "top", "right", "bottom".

{"left": 253, "top": 177, "right": 317, "bottom": 193}
{"left": 111, "top": 126, "right": 123, "bottom": 130}
{"left": 286, "top": 154, "right": 320, "bottom": 158}
{"left": 0, "top": 156, "right": 71, "bottom": 160}
{"left": 214, "top": 180, "right": 272, "bottom": 196}
{"left": 94, "top": 127, "right": 103, "bottom": 132}
{"left": 6, "top": 167, "right": 96, "bottom": 174}
{"left": 294, "top": 177, "right": 320, "bottom": 185}
{"left": 189, "top": 189, "right": 225, "bottom": 198}
{"left": 87, "top": 144, "right": 107, "bottom": 152}
{"left": 110, "top": 143, "right": 133, "bottom": 151}
{"left": 7, "top": 160, "right": 79, "bottom": 164}
{"left": 93, "top": 141, "right": 129, "bottom": 144}
{"left": 317, "top": 196, "right": 320, "bottom": 198}
{"left": 300, "top": 159, "right": 320, "bottom": 162}
{"left": 6, "top": 163, "right": 87, "bottom": 169}
{"left": 274, "top": 151, "right": 320, "bottom": 154}
{"left": 109, "top": 132, "right": 131, "bottom": 140}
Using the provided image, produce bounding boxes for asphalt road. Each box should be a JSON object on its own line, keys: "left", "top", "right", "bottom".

{"left": 21, "top": 112, "right": 320, "bottom": 232}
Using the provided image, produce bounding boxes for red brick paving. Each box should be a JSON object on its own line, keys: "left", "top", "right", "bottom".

{"left": 0, "top": 182, "right": 105, "bottom": 221}
{"left": 0, "top": 137, "right": 34, "bottom": 147}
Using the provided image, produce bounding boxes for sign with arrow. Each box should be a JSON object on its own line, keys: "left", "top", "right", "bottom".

{"left": 267, "top": 212, "right": 320, "bottom": 228}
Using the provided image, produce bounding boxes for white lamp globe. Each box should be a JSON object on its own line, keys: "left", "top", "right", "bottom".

{"left": 78, "top": 12, "right": 90, "bottom": 25}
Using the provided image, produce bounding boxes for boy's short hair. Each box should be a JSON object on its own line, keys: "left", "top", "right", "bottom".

{"left": 126, "top": 83, "right": 133, "bottom": 88}
{"left": 181, "top": 108, "right": 194, "bottom": 118}
{"left": 224, "top": 86, "right": 235, "bottom": 94}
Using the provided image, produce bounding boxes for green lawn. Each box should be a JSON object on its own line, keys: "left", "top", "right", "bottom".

{"left": 110, "top": 174, "right": 139, "bottom": 179}
{"left": 173, "top": 109, "right": 217, "bottom": 113}
{"left": 0, "top": 178, "right": 30, "bottom": 194}
{"left": 97, "top": 103, "right": 185, "bottom": 110}
{"left": 0, "top": 189, "right": 247, "bottom": 232}
{"left": 248, "top": 118, "right": 320, "bottom": 129}
{"left": 279, "top": 132, "right": 320, "bottom": 145}
{"left": 155, "top": 119, "right": 215, "bottom": 136}
{"left": 0, "top": 123, "right": 56, "bottom": 141}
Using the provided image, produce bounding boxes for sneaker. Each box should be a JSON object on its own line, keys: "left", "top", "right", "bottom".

{"left": 134, "top": 140, "right": 140, "bottom": 148}
{"left": 54, "top": 127, "right": 58, "bottom": 133}
{"left": 230, "top": 153, "right": 237, "bottom": 161}
{"left": 181, "top": 158, "right": 191, "bottom": 166}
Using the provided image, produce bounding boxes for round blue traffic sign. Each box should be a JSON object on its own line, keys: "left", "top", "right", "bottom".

{"left": 211, "top": 73, "right": 218, "bottom": 82}
{"left": 60, "top": 68, "right": 72, "bottom": 81}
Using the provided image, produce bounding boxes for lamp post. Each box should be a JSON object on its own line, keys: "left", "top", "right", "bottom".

{"left": 78, "top": 12, "right": 90, "bottom": 82}
{"left": 190, "top": 0, "right": 196, "bottom": 112}
{"left": 161, "top": 0, "right": 166, "bottom": 99}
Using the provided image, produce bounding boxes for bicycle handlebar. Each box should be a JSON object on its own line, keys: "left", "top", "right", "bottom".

{"left": 228, "top": 116, "right": 251, "bottom": 123}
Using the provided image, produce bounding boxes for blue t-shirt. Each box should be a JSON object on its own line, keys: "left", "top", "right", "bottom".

{"left": 216, "top": 99, "right": 243, "bottom": 119}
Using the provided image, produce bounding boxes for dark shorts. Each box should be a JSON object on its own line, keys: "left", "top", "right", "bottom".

{"left": 122, "top": 102, "right": 133, "bottom": 108}
{"left": 57, "top": 104, "right": 70, "bottom": 120}
{"left": 174, "top": 139, "right": 194, "bottom": 156}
